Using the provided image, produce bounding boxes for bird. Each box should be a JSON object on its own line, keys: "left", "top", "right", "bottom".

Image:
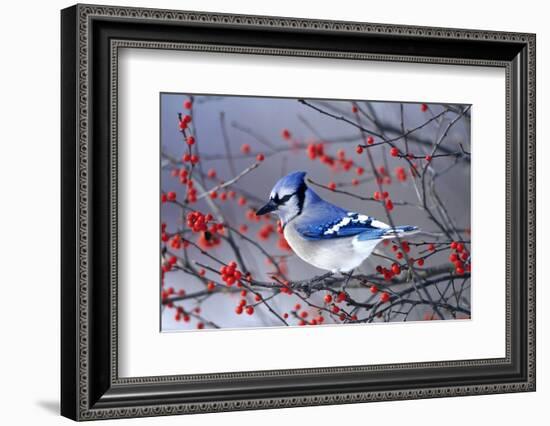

{"left": 256, "top": 171, "right": 418, "bottom": 274}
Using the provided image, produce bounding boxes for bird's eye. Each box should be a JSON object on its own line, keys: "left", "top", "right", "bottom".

{"left": 278, "top": 194, "right": 293, "bottom": 204}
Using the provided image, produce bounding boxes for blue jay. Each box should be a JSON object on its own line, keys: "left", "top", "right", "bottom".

{"left": 256, "top": 171, "right": 418, "bottom": 273}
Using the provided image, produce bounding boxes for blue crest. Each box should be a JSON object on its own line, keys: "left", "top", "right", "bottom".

{"left": 271, "top": 171, "right": 307, "bottom": 195}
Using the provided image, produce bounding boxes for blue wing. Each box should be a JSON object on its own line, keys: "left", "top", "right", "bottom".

{"left": 296, "top": 211, "right": 390, "bottom": 241}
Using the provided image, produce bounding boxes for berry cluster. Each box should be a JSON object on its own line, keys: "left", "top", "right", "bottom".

{"left": 178, "top": 114, "right": 192, "bottom": 131}
{"left": 258, "top": 223, "right": 275, "bottom": 241}
{"left": 181, "top": 153, "right": 200, "bottom": 165}
{"left": 220, "top": 261, "right": 242, "bottom": 286}
{"left": 376, "top": 264, "right": 400, "bottom": 282}
{"left": 160, "top": 191, "right": 177, "bottom": 203}
{"left": 186, "top": 211, "right": 213, "bottom": 232}
{"left": 449, "top": 241, "right": 470, "bottom": 275}
{"left": 373, "top": 190, "right": 394, "bottom": 211}
{"left": 234, "top": 298, "right": 255, "bottom": 315}
{"left": 291, "top": 303, "right": 326, "bottom": 326}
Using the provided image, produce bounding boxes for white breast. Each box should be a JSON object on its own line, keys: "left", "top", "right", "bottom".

{"left": 283, "top": 222, "right": 381, "bottom": 273}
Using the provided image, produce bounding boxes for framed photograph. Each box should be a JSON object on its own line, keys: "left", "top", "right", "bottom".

{"left": 61, "top": 4, "right": 536, "bottom": 420}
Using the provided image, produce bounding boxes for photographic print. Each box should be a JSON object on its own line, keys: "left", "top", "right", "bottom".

{"left": 160, "top": 93, "right": 471, "bottom": 331}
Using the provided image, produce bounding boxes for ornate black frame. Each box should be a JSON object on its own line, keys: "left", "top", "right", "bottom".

{"left": 61, "top": 4, "right": 536, "bottom": 421}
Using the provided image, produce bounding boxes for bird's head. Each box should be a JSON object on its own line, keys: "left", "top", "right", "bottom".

{"left": 256, "top": 171, "right": 308, "bottom": 224}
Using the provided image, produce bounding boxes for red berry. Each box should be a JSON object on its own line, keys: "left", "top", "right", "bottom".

{"left": 207, "top": 168, "right": 216, "bottom": 179}
{"left": 167, "top": 191, "right": 176, "bottom": 201}
{"left": 380, "top": 292, "right": 390, "bottom": 303}
{"left": 281, "top": 129, "right": 291, "bottom": 140}
{"left": 324, "top": 294, "right": 333, "bottom": 304}
{"left": 385, "top": 199, "right": 394, "bottom": 211}
{"left": 370, "top": 285, "right": 378, "bottom": 294}
{"left": 161, "top": 193, "right": 168, "bottom": 203}
{"left": 450, "top": 241, "right": 458, "bottom": 249}
{"left": 356, "top": 167, "right": 365, "bottom": 176}
{"left": 186, "top": 136, "right": 195, "bottom": 146}
{"left": 328, "top": 181, "right": 336, "bottom": 191}
{"left": 356, "top": 145, "right": 364, "bottom": 154}
{"left": 351, "top": 178, "right": 359, "bottom": 186}
{"left": 183, "top": 100, "right": 192, "bottom": 109}
{"left": 417, "top": 258, "right": 425, "bottom": 266}
{"left": 235, "top": 306, "right": 243, "bottom": 315}
{"left": 428, "top": 243, "right": 436, "bottom": 252}
{"left": 245, "top": 306, "right": 255, "bottom": 315}
{"left": 256, "top": 153, "right": 265, "bottom": 162}
{"left": 367, "top": 136, "right": 375, "bottom": 145}
{"left": 337, "top": 292, "right": 346, "bottom": 303}
{"left": 390, "top": 147, "right": 399, "bottom": 157}
{"left": 425, "top": 155, "right": 432, "bottom": 162}
{"left": 240, "top": 144, "right": 251, "bottom": 154}
{"left": 456, "top": 243, "right": 464, "bottom": 253}
{"left": 197, "top": 322, "right": 204, "bottom": 329}
{"left": 351, "top": 105, "right": 358, "bottom": 113}
{"left": 391, "top": 263, "right": 401, "bottom": 275}
{"left": 421, "top": 103, "right": 428, "bottom": 112}
{"left": 396, "top": 252, "right": 404, "bottom": 260}
{"left": 207, "top": 281, "right": 215, "bottom": 291}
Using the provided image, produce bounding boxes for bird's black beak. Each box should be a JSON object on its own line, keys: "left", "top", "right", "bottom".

{"left": 256, "top": 199, "right": 278, "bottom": 216}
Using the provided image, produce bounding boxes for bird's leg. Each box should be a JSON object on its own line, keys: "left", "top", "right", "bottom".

{"left": 342, "top": 269, "right": 354, "bottom": 292}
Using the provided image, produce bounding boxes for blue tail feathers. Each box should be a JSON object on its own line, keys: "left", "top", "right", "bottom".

{"left": 389, "top": 225, "right": 418, "bottom": 234}
{"left": 356, "top": 225, "right": 418, "bottom": 241}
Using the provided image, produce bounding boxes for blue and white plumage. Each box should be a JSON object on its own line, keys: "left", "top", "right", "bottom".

{"left": 256, "top": 171, "right": 418, "bottom": 273}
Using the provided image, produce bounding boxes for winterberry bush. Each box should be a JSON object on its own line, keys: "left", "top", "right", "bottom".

{"left": 160, "top": 94, "right": 471, "bottom": 330}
